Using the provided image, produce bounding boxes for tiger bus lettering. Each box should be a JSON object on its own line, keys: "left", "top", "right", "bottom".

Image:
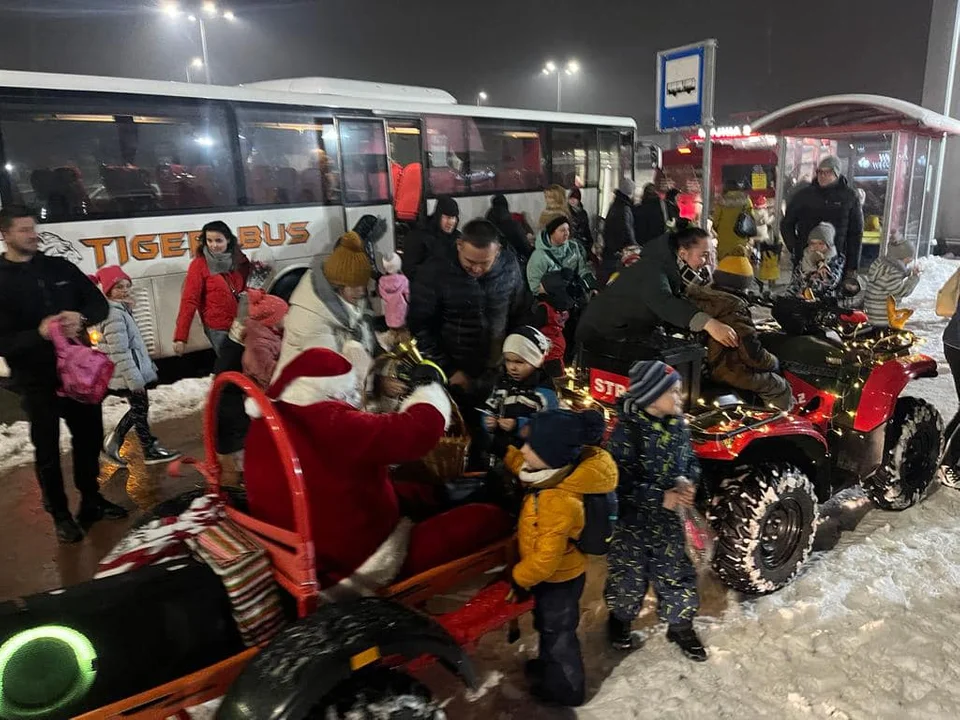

{"left": 81, "top": 221, "right": 311, "bottom": 268}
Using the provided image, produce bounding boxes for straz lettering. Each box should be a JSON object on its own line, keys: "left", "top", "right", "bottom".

{"left": 589, "top": 369, "right": 629, "bottom": 404}
{"left": 81, "top": 221, "right": 310, "bottom": 268}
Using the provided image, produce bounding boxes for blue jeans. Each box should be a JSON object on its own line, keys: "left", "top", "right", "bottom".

{"left": 204, "top": 327, "right": 230, "bottom": 357}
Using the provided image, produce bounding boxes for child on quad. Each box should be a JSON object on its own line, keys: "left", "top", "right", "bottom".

{"left": 503, "top": 409, "right": 617, "bottom": 706}
{"left": 684, "top": 247, "right": 793, "bottom": 411}
{"left": 604, "top": 360, "right": 707, "bottom": 662}
{"left": 788, "top": 222, "right": 845, "bottom": 300}
{"left": 483, "top": 326, "right": 558, "bottom": 456}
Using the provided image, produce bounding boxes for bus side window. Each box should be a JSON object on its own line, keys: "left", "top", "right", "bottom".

{"left": 338, "top": 119, "right": 389, "bottom": 206}
{"left": 0, "top": 95, "right": 236, "bottom": 221}
{"left": 468, "top": 120, "right": 545, "bottom": 193}
{"left": 234, "top": 108, "right": 341, "bottom": 207}
{"left": 551, "top": 127, "right": 596, "bottom": 189}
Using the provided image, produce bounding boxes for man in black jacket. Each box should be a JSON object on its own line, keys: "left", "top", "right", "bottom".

{"left": 0, "top": 205, "right": 127, "bottom": 543}
{"left": 408, "top": 219, "right": 530, "bottom": 465}
{"left": 782, "top": 156, "right": 864, "bottom": 284}
{"left": 400, "top": 195, "right": 460, "bottom": 282}
{"left": 600, "top": 177, "right": 637, "bottom": 284}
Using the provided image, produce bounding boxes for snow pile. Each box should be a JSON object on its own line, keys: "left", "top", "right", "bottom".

{"left": 0, "top": 376, "right": 211, "bottom": 472}
{"left": 584, "top": 487, "right": 960, "bottom": 719}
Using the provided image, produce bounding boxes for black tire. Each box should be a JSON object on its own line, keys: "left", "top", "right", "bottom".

{"left": 314, "top": 668, "right": 445, "bottom": 720}
{"left": 712, "top": 463, "right": 818, "bottom": 595}
{"left": 863, "top": 397, "right": 942, "bottom": 511}
{"left": 269, "top": 267, "right": 308, "bottom": 303}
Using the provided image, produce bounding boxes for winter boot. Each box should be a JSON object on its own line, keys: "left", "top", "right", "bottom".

{"left": 667, "top": 622, "right": 707, "bottom": 662}
{"left": 102, "top": 429, "right": 127, "bottom": 466}
{"left": 607, "top": 614, "right": 640, "bottom": 651}
{"left": 143, "top": 442, "right": 182, "bottom": 465}
{"left": 54, "top": 514, "right": 84, "bottom": 544}
{"left": 940, "top": 465, "right": 960, "bottom": 490}
{"left": 76, "top": 493, "right": 129, "bottom": 529}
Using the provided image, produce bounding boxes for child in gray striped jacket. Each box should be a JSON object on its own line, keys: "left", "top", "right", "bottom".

{"left": 863, "top": 238, "right": 920, "bottom": 327}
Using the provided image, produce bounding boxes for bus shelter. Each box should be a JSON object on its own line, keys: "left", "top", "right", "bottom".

{"left": 751, "top": 94, "right": 960, "bottom": 262}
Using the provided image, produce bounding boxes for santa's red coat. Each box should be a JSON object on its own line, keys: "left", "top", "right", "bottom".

{"left": 244, "top": 383, "right": 448, "bottom": 589}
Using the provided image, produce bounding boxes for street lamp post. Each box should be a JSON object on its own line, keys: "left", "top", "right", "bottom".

{"left": 477, "top": 91, "right": 488, "bottom": 107}
{"left": 541, "top": 60, "right": 579, "bottom": 112}
{"left": 162, "top": 1, "right": 235, "bottom": 84}
{"left": 185, "top": 56, "right": 203, "bottom": 83}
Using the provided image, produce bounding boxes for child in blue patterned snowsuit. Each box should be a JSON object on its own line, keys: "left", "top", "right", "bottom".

{"left": 603, "top": 359, "right": 707, "bottom": 661}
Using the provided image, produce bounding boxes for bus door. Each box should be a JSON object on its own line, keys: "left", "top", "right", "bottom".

{"left": 384, "top": 118, "right": 425, "bottom": 248}
{"left": 335, "top": 117, "right": 396, "bottom": 258}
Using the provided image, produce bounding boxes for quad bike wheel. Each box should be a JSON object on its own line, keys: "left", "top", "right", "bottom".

{"left": 863, "top": 397, "right": 942, "bottom": 511}
{"left": 315, "top": 667, "right": 445, "bottom": 719}
{"left": 712, "top": 463, "right": 818, "bottom": 595}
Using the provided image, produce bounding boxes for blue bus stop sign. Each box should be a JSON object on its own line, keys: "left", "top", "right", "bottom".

{"left": 656, "top": 40, "right": 716, "bottom": 132}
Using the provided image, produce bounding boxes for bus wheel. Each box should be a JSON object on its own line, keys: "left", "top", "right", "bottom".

{"left": 269, "top": 267, "right": 308, "bottom": 303}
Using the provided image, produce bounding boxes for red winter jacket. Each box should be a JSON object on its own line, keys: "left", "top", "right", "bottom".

{"left": 534, "top": 300, "right": 569, "bottom": 370}
{"left": 174, "top": 254, "right": 249, "bottom": 342}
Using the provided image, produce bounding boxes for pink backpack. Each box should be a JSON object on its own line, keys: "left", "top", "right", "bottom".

{"left": 49, "top": 319, "right": 115, "bottom": 404}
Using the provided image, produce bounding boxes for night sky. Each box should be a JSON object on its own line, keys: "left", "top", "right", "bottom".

{"left": 0, "top": 0, "right": 935, "bottom": 131}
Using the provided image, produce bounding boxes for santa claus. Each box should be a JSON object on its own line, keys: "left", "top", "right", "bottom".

{"left": 243, "top": 348, "right": 511, "bottom": 600}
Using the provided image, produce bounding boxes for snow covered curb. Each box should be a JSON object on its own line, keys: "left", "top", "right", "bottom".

{"left": 0, "top": 376, "right": 211, "bottom": 473}
{"left": 583, "top": 487, "right": 960, "bottom": 719}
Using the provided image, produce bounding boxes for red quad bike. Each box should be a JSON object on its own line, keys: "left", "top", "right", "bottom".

{"left": 0, "top": 373, "right": 532, "bottom": 720}
{"left": 573, "top": 300, "right": 941, "bottom": 596}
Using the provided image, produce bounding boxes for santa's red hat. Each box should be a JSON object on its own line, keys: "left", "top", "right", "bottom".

{"left": 246, "top": 348, "right": 357, "bottom": 418}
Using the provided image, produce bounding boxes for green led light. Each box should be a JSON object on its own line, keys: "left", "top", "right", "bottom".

{"left": 0, "top": 625, "right": 97, "bottom": 719}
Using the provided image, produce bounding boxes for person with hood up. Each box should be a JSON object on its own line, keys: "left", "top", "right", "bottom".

{"left": 782, "top": 156, "right": 864, "bottom": 286}
{"left": 632, "top": 183, "right": 668, "bottom": 246}
{"left": 174, "top": 220, "right": 250, "bottom": 357}
{"left": 97, "top": 265, "right": 181, "bottom": 466}
{"left": 787, "top": 222, "right": 845, "bottom": 300}
{"left": 502, "top": 408, "right": 617, "bottom": 706}
{"left": 401, "top": 195, "right": 460, "bottom": 281}
{"left": 604, "top": 361, "right": 706, "bottom": 662}
{"left": 567, "top": 187, "right": 594, "bottom": 260}
{"left": 863, "top": 238, "right": 920, "bottom": 327}
{"left": 377, "top": 252, "right": 410, "bottom": 330}
{"left": 526, "top": 215, "right": 597, "bottom": 296}
{"left": 599, "top": 177, "right": 637, "bottom": 284}
{"left": 537, "top": 184, "right": 572, "bottom": 232}
{"left": 276, "top": 231, "right": 376, "bottom": 386}
{"left": 532, "top": 271, "right": 574, "bottom": 378}
{"left": 684, "top": 248, "right": 793, "bottom": 410}
{"left": 577, "top": 225, "right": 739, "bottom": 356}
{"left": 711, "top": 185, "right": 755, "bottom": 260}
{"left": 486, "top": 194, "right": 533, "bottom": 266}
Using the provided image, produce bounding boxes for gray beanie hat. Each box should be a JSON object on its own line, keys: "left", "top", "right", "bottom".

{"left": 818, "top": 155, "right": 842, "bottom": 178}
{"left": 622, "top": 360, "right": 682, "bottom": 416}
{"left": 808, "top": 222, "right": 836, "bottom": 250}
{"left": 619, "top": 176, "right": 637, "bottom": 200}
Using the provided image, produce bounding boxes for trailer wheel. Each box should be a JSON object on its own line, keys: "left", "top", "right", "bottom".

{"left": 712, "top": 463, "right": 818, "bottom": 595}
{"left": 863, "top": 397, "right": 942, "bottom": 511}
{"left": 315, "top": 667, "right": 445, "bottom": 719}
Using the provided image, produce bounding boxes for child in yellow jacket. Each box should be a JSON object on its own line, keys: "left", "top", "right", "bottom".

{"left": 504, "top": 409, "right": 618, "bottom": 707}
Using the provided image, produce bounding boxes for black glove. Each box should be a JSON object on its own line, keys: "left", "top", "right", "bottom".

{"left": 408, "top": 361, "right": 446, "bottom": 388}
{"left": 508, "top": 577, "right": 532, "bottom": 603}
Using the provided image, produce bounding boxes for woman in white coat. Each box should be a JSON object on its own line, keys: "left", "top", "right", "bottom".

{"left": 275, "top": 231, "right": 377, "bottom": 385}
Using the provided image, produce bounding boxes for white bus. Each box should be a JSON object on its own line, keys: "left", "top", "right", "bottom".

{"left": 0, "top": 71, "right": 637, "bottom": 360}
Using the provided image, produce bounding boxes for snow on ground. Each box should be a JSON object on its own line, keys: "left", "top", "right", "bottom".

{"left": 583, "top": 486, "right": 960, "bottom": 720}
{"left": 0, "top": 376, "right": 211, "bottom": 473}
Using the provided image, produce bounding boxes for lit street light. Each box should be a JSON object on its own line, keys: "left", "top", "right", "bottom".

{"left": 185, "top": 56, "right": 203, "bottom": 83}
{"left": 542, "top": 59, "right": 579, "bottom": 112}
{"left": 477, "top": 91, "right": 488, "bottom": 107}
{"left": 160, "top": 1, "right": 236, "bottom": 84}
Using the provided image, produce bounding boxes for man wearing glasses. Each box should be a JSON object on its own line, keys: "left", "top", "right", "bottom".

{"left": 782, "top": 155, "right": 865, "bottom": 293}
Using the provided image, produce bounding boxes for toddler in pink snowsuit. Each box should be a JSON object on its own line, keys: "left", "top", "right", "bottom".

{"left": 378, "top": 252, "right": 410, "bottom": 329}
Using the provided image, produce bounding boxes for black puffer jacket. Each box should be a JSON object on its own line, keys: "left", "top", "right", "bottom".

{"left": 401, "top": 215, "right": 460, "bottom": 282}
{"left": 632, "top": 196, "right": 667, "bottom": 246}
{"left": 781, "top": 175, "right": 864, "bottom": 270}
{"left": 408, "top": 244, "right": 530, "bottom": 379}
{"left": 486, "top": 196, "right": 532, "bottom": 264}
{"left": 568, "top": 202, "right": 594, "bottom": 255}
{"left": 577, "top": 233, "right": 709, "bottom": 346}
{"left": 0, "top": 253, "right": 108, "bottom": 392}
{"left": 601, "top": 191, "right": 636, "bottom": 264}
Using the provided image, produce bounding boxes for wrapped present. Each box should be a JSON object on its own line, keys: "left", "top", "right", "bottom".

{"left": 187, "top": 519, "right": 285, "bottom": 647}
